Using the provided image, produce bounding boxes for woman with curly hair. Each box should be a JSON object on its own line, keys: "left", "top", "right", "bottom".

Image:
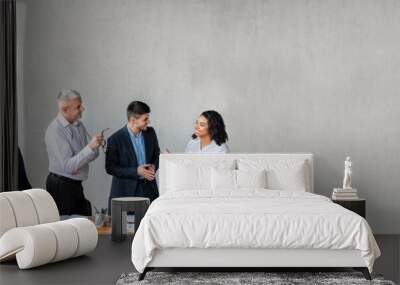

{"left": 185, "top": 110, "right": 230, "bottom": 153}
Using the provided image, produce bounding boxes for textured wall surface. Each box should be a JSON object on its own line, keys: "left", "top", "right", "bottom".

{"left": 17, "top": 0, "right": 400, "bottom": 233}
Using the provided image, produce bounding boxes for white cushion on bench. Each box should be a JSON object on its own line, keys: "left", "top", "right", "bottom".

{"left": 0, "top": 218, "right": 97, "bottom": 269}
{"left": 0, "top": 196, "right": 16, "bottom": 237}
{"left": 1, "top": 191, "right": 39, "bottom": 227}
{"left": 24, "top": 189, "right": 59, "bottom": 224}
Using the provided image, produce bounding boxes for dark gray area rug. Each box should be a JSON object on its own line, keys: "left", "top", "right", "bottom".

{"left": 117, "top": 272, "right": 396, "bottom": 285}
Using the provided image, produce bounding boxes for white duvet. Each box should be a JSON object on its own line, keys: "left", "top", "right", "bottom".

{"left": 131, "top": 190, "right": 380, "bottom": 273}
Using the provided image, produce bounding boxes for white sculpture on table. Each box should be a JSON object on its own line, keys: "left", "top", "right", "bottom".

{"left": 342, "top": 156, "right": 352, "bottom": 189}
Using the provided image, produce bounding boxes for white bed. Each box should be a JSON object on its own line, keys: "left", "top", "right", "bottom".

{"left": 131, "top": 153, "right": 380, "bottom": 280}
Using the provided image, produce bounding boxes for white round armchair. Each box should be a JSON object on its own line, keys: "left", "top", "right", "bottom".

{"left": 0, "top": 189, "right": 98, "bottom": 269}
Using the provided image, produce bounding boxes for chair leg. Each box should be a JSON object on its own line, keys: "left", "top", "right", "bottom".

{"left": 138, "top": 268, "right": 147, "bottom": 281}
{"left": 354, "top": 267, "right": 372, "bottom": 280}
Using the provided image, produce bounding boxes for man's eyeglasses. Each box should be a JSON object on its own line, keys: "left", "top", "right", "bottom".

{"left": 84, "top": 128, "right": 109, "bottom": 154}
{"left": 100, "top": 128, "right": 109, "bottom": 154}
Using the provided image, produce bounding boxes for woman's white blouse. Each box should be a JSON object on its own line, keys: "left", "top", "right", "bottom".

{"left": 184, "top": 138, "right": 230, "bottom": 154}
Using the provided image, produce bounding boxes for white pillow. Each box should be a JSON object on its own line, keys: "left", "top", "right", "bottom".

{"left": 167, "top": 162, "right": 210, "bottom": 191}
{"left": 166, "top": 159, "right": 235, "bottom": 192}
{"left": 237, "top": 159, "right": 309, "bottom": 191}
{"left": 211, "top": 168, "right": 267, "bottom": 190}
{"left": 266, "top": 162, "right": 307, "bottom": 191}
{"left": 211, "top": 168, "right": 236, "bottom": 190}
{"left": 236, "top": 169, "right": 267, "bottom": 189}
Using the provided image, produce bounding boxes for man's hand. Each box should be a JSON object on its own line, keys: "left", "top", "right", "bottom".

{"left": 88, "top": 133, "right": 104, "bottom": 150}
{"left": 138, "top": 164, "right": 155, "bottom": 181}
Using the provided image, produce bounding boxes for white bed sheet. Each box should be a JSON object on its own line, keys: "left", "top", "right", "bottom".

{"left": 131, "top": 190, "right": 380, "bottom": 273}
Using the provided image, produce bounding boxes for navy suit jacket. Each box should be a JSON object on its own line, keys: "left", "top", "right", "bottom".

{"left": 105, "top": 126, "right": 160, "bottom": 207}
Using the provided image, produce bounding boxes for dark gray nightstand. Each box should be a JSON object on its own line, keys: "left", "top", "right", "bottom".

{"left": 111, "top": 197, "right": 150, "bottom": 242}
{"left": 332, "top": 198, "right": 366, "bottom": 218}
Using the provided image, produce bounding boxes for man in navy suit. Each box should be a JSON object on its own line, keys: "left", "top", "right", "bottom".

{"left": 105, "top": 101, "right": 160, "bottom": 211}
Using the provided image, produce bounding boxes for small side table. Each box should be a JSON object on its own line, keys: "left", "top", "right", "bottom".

{"left": 111, "top": 197, "right": 150, "bottom": 242}
{"left": 96, "top": 224, "right": 112, "bottom": 235}
{"left": 332, "top": 198, "right": 366, "bottom": 218}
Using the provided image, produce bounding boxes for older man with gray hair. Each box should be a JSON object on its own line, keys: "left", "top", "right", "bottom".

{"left": 45, "top": 89, "right": 103, "bottom": 216}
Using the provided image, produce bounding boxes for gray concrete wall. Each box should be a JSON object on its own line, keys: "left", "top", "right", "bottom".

{"left": 17, "top": 0, "right": 400, "bottom": 233}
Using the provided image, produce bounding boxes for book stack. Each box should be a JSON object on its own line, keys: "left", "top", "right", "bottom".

{"left": 332, "top": 188, "right": 358, "bottom": 200}
{"left": 126, "top": 213, "right": 135, "bottom": 234}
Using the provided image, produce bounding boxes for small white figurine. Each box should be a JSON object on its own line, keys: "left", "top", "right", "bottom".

{"left": 342, "top": 156, "right": 352, "bottom": 189}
